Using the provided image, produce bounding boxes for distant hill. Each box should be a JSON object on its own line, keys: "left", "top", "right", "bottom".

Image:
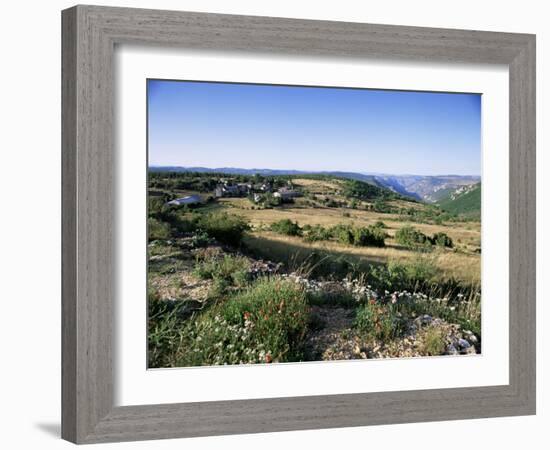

{"left": 437, "top": 183, "right": 481, "bottom": 217}
{"left": 149, "top": 166, "right": 479, "bottom": 203}
{"left": 373, "top": 174, "right": 480, "bottom": 202}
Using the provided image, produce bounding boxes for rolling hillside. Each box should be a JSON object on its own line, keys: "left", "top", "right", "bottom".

{"left": 150, "top": 166, "right": 480, "bottom": 202}
{"left": 437, "top": 183, "right": 481, "bottom": 217}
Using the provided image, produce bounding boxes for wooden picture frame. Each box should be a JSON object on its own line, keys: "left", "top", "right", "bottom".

{"left": 62, "top": 5, "right": 536, "bottom": 444}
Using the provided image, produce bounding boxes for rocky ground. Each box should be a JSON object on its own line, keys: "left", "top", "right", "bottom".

{"left": 305, "top": 307, "right": 478, "bottom": 360}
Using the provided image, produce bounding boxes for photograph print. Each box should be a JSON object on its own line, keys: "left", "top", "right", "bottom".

{"left": 147, "top": 79, "right": 481, "bottom": 368}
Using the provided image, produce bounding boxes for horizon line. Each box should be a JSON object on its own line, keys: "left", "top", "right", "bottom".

{"left": 148, "top": 165, "right": 481, "bottom": 178}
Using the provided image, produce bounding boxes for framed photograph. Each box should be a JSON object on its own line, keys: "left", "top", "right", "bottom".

{"left": 62, "top": 5, "right": 536, "bottom": 444}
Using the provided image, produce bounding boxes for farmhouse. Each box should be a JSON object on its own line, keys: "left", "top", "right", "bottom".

{"left": 273, "top": 188, "right": 302, "bottom": 202}
{"left": 251, "top": 183, "right": 271, "bottom": 192}
{"left": 166, "top": 195, "right": 203, "bottom": 206}
{"left": 215, "top": 182, "right": 251, "bottom": 198}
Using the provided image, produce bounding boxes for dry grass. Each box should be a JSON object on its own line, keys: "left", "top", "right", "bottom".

{"left": 216, "top": 198, "right": 480, "bottom": 251}
{"left": 245, "top": 231, "right": 480, "bottom": 284}
{"left": 292, "top": 178, "right": 342, "bottom": 193}
{"left": 171, "top": 189, "right": 481, "bottom": 283}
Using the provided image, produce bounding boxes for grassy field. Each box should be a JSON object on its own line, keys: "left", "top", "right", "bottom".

{"left": 180, "top": 178, "right": 481, "bottom": 283}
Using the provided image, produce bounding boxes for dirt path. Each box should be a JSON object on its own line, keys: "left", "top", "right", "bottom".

{"left": 304, "top": 306, "right": 367, "bottom": 360}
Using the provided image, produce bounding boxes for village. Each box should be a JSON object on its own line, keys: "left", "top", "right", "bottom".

{"left": 166, "top": 179, "right": 302, "bottom": 207}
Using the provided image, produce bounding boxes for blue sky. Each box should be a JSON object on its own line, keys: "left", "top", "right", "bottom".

{"left": 147, "top": 79, "right": 481, "bottom": 176}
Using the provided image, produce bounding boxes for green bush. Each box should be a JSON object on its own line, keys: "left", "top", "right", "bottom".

{"left": 331, "top": 224, "right": 385, "bottom": 247}
{"left": 395, "top": 225, "right": 432, "bottom": 250}
{"left": 364, "top": 257, "right": 439, "bottom": 293}
{"left": 147, "top": 196, "right": 196, "bottom": 240}
{"left": 353, "top": 226, "right": 386, "bottom": 247}
{"left": 148, "top": 217, "right": 172, "bottom": 240}
{"left": 354, "top": 301, "right": 399, "bottom": 341}
{"left": 193, "top": 254, "right": 251, "bottom": 288}
{"left": 270, "top": 219, "right": 302, "bottom": 236}
{"left": 177, "top": 278, "right": 310, "bottom": 366}
{"left": 432, "top": 232, "right": 453, "bottom": 248}
{"left": 302, "top": 224, "right": 333, "bottom": 242}
{"left": 390, "top": 258, "right": 438, "bottom": 283}
{"left": 251, "top": 192, "right": 282, "bottom": 208}
{"left": 373, "top": 200, "right": 395, "bottom": 213}
{"left": 332, "top": 224, "right": 355, "bottom": 245}
{"left": 190, "top": 230, "right": 211, "bottom": 248}
{"left": 195, "top": 212, "right": 249, "bottom": 247}
{"left": 148, "top": 291, "right": 179, "bottom": 367}
{"left": 422, "top": 327, "right": 446, "bottom": 356}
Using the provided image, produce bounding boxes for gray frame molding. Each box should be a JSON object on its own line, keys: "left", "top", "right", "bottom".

{"left": 62, "top": 5, "right": 536, "bottom": 444}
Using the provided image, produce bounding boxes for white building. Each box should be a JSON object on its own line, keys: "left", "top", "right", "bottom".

{"left": 166, "top": 195, "right": 203, "bottom": 206}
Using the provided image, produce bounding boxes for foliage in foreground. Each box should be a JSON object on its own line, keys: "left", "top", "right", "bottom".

{"left": 193, "top": 254, "right": 251, "bottom": 290}
{"left": 354, "top": 301, "right": 401, "bottom": 341}
{"left": 148, "top": 278, "right": 310, "bottom": 367}
{"left": 148, "top": 196, "right": 251, "bottom": 247}
{"left": 194, "top": 212, "right": 250, "bottom": 247}
{"left": 422, "top": 327, "right": 447, "bottom": 356}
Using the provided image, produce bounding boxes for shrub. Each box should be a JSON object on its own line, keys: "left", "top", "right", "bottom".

{"left": 432, "top": 232, "right": 453, "bottom": 248}
{"left": 387, "top": 258, "right": 438, "bottom": 285}
{"left": 148, "top": 217, "right": 172, "bottom": 240}
{"left": 331, "top": 224, "right": 385, "bottom": 247}
{"left": 148, "top": 290, "right": 196, "bottom": 368}
{"left": 422, "top": 327, "right": 446, "bottom": 356}
{"left": 365, "top": 257, "right": 439, "bottom": 293}
{"left": 148, "top": 197, "right": 196, "bottom": 240}
{"left": 251, "top": 192, "right": 282, "bottom": 208}
{"left": 373, "top": 200, "right": 395, "bottom": 213}
{"left": 307, "top": 290, "right": 357, "bottom": 308}
{"left": 395, "top": 225, "right": 432, "bottom": 250}
{"left": 332, "top": 224, "right": 355, "bottom": 245}
{"left": 190, "top": 230, "right": 211, "bottom": 248}
{"left": 373, "top": 220, "right": 387, "bottom": 229}
{"left": 177, "top": 278, "right": 310, "bottom": 366}
{"left": 193, "top": 254, "right": 251, "bottom": 288}
{"left": 354, "top": 301, "right": 399, "bottom": 341}
{"left": 353, "top": 226, "right": 386, "bottom": 247}
{"left": 195, "top": 212, "right": 249, "bottom": 247}
{"left": 302, "top": 224, "right": 333, "bottom": 242}
{"left": 270, "top": 219, "right": 302, "bottom": 236}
